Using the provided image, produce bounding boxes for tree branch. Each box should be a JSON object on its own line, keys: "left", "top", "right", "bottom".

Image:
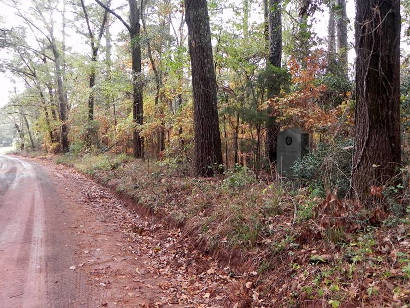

{"left": 80, "top": 0, "right": 96, "bottom": 50}
{"left": 94, "top": 0, "right": 130, "bottom": 32}
{"left": 97, "top": 1, "right": 111, "bottom": 43}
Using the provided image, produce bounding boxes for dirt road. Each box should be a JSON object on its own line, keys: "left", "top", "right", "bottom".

{"left": 0, "top": 155, "right": 251, "bottom": 308}
{"left": 0, "top": 155, "right": 92, "bottom": 307}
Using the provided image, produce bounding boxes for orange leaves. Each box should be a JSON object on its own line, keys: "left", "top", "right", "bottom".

{"left": 370, "top": 186, "right": 383, "bottom": 198}
{"left": 266, "top": 50, "right": 344, "bottom": 133}
{"left": 288, "top": 50, "right": 327, "bottom": 85}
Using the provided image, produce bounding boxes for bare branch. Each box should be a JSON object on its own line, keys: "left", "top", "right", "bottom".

{"left": 94, "top": 0, "right": 130, "bottom": 32}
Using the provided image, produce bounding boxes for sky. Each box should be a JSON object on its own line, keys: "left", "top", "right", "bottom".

{"left": 0, "top": 0, "right": 125, "bottom": 108}
{"left": 0, "top": 0, "right": 384, "bottom": 110}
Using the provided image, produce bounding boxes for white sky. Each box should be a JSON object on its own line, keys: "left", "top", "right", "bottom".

{"left": 0, "top": 0, "right": 127, "bottom": 108}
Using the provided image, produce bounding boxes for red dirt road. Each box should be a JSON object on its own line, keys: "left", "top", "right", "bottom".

{"left": 0, "top": 155, "right": 253, "bottom": 307}
{"left": 0, "top": 155, "right": 92, "bottom": 307}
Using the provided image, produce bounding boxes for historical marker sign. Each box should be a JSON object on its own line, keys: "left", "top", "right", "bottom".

{"left": 277, "top": 128, "right": 309, "bottom": 175}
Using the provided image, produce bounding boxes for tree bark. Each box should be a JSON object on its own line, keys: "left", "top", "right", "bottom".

{"left": 234, "top": 114, "right": 240, "bottom": 165}
{"left": 352, "top": 0, "right": 401, "bottom": 204}
{"left": 141, "top": 0, "right": 161, "bottom": 106}
{"left": 336, "top": 0, "right": 348, "bottom": 77}
{"left": 14, "top": 122, "right": 25, "bottom": 151}
{"left": 327, "top": 0, "right": 336, "bottom": 71}
{"left": 88, "top": 51, "right": 97, "bottom": 121}
{"left": 80, "top": 0, "right": 109, "bottom": 126}
{"left": 141, "top": 0, "right": 165, "bottom": 154}
{"left": 22, "top": 113, "right": 35, "bottom": 150}
{"left": 94, "top": 0, "right": 144, "bottom": 158}
{"left": 129, "top": 0, "right": 144, "bottom": 158}
{"left": 243, "top": 0, "right": 249, "bottom": 38}
{"left": 264, "top": 0, "right": 269, "bottom": 51}
{"left": 105, "top": 14, "right": 117, "bottom": 127}
{"left": 106, "top": 14, "right": 112, "bottom": 76}
{"left": 185, "top": 0, "right": 223, "bottom": 176}
{"left": 297, "top": 4, "right": 310, "bottom": 67}
{"left": 39, "top": 90, "right": 55, "bottom": 143}
{"left": 265, "top": 0, "right": 282, "bottom": 164}
{"left": 52, "top": 43, "right": 69, "bottom": 153}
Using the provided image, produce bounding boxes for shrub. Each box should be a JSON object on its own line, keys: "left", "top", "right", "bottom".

{"left": 81, "top": 120, "right": 100, "bottom": 147}
{"left": 291, "top": 139, "right": 353, "bottom": 197}
{"left": 55, "top": 153, "right": 75, "bottom": 166}
{"left": 222, "top": 164, "right": 256, "bottom": 190}
{"left": 69, "top": 141, "right": 85, "bottom": 156}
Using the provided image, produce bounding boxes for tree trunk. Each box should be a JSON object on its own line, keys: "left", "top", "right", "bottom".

{"left": 94, "top": 0, "right": 142, "bottom": 155}
{"left": 223, "top": 113, "right": 229, "bottom": 168}
{"left": 243, "top": 0, "right": 249, "bottom": 38}
{"left": 297, "top": 16, "right": 310, "bottom": 66}
{"left": 88, "top": 51, "right": 97, "bottom": 121}
{"left": 52, "top": 43, "right": 69, "bottom": 153}
{"left": 129, "top": 0, "right": 144, "bottom": 158}
{"left": 234, "top": 114, "right": 240, "bottom": 165}
{"left": 39, "top": 90, "right": 54, "bottom": 143}
{"left": 62, "top": 0, "right": 67, "bottom": 84}
{"left": 265, "top": 0, "right": 282, "bottom": 164}
{"left": 336, "top": 0, "right": 348, "bottom": 77}
{"left": 14, "top": 123, "right": 25, "bottom": 151}
{"left": 352, "top": 0, "right": 401, "bottom": 204}
{"left": 80, "top": 0, "right": 109, "bottom": 147}
{"left": 105, "top": 14, "right": 117, "bottom": 127}
{"left": 141, "top": 0, "right": 165, "bottom": 154}
{"left": 263, "top": 0, "right": 269, "bottom": 51}
{"left": 256, "top": 124, "right": 261, "bottom": 173}
{"left": 106, "top": 14, "right": 112, "bottom": 75}
{"left": 185, "top": 0, "right": 223, "bottom": 176}
{"left": 327, "top": 0, "right": 336, "bottom": 71}
{"left": 141, "top": 1, "right": 161, "bottom": 106}
{"left": 22, "top": 113, "right": 35, "bottom": 150}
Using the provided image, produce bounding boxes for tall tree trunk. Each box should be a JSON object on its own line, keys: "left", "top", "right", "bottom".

{"left": 52, "top": 43, "right": 69, "bottom": 153}
{"left": 336, "top": 0, "right": 348, "bottom": 77}
{"left": 141, "top": 1, "right": 161, "bottom": 106}
{"left": 327, "top": 0, "right": 336, "bottom": 71}
{"left": 129, "top": 0, "right": 144, "bottom": 158}
{"left": 263, "top": 0, "right": 269, "bottom": 51}
{"left": 256, "top": 124, "right": 261, "bottom": 173}
{"left": 223, "top": 113, "right": 229, "bottom": 168}
{"left": 88, "top": 51, "right": 97, "bottom": 121}
{"left": 234, "top": 114, "right": 240, "bottom": 165}
{"left": 39, "top": 90, "right": 54, "bottom": 143}
{"left": 22, "top": 113, "right": 35, "bottom": 150}
{"left": 105, "top": 14, "right": 117, "bottom": 126}
{"left": 14, "top": 122, "right": 25, "bottom": 151}
{"left": 43, "top": 106, "right": 54, "bottom": 143}
{"left": 106, "top": 14, "right": 112, "bottom": 75}
{"left": 94, "top": 0, "right": 143, "bottom": 156}
{"left": 185, "top": 0, "right": 223, "bottom": 176}
{"left": 296, "top": 0, "right": 312, "bottom": 67}
{"left": 80, "top": 0, "right": 109, "bottom": 148}
{"left": 352, "top": 0, "right": 401, "bottom": 204}
{"left": 141, "top": 0, "right": 165, "bottom": 153}
{"left": 62, "top": 0, "right": 67, "bottom": 83}
{"left": 243, "top": 0, "right": 249, "bottom": 38}
{"left": 265, "top": 0, "right": 282, "bottom": 164}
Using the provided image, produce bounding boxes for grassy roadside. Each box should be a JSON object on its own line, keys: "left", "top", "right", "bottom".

{"left": 24, "top": 151, "right": 410, "bottom": 307}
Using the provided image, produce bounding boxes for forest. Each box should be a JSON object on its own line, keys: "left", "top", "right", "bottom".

{"left": 0, "top": 0, "right": 409, "bottom": 306}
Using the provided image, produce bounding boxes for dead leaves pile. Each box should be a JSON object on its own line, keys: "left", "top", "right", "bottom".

{"left": 57, "top": 164, "right": 268, "bottom": 307}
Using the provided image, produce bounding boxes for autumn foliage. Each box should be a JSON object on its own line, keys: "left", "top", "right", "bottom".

{"left": 266, "top": 51, "right": 353, "bottom": 135}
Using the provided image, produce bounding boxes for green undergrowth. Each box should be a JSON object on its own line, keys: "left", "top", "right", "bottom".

{"left": 52, "top": 152, "right": 409, "bottom": 307}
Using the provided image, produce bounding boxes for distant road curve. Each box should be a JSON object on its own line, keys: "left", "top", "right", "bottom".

{"left": 0, "top": 146, "right": 14, "bottom": 155}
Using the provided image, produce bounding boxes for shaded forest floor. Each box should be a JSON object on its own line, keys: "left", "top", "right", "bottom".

{"left": 20, "top": 151, "right": 410, "bottom": 307}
